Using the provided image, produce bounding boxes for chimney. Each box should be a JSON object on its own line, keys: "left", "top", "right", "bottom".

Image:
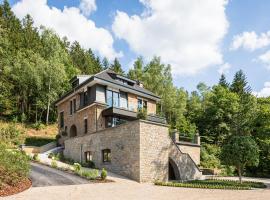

{"left": 137, "top": 80, "right": 144, "bottom": 88}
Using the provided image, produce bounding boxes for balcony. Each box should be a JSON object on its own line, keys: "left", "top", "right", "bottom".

{"left": 102, "top": 106, "right": 137, "bottom": 120}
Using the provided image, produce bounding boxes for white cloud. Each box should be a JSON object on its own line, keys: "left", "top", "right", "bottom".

{"left": 231, "top": 31, "right": 270, "bottom": 51}
{"left": 253, "top": 82, "right": 270, "bottom": 97}
{"left": 218, "top": 62, "right": 231, "bottom": 74}
{"left": 112, "top": 0, "right": 229, "bottom": 75}
{"left": 258, "top": 50, "right": 270, "bottom": 69}
{"left": 12, "top": 0, "right": 121, "bottom": 60}
{"left": 79, "top": 0, "right": 96, "bottom": 16}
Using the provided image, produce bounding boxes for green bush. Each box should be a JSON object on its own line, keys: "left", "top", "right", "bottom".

{"left": 154, "top": 179, "right": 266, "bottom": 190}
{"left": 0, "top": 143, "right": 30, "bottom": 186}
{"left": 81, "top": 169, "right": 99, "bottom": 180}
{"left": 200, "top": 144, "right": 221, "bottom": 169}
{"left": 82, "top": 161, "right": 95, "bottom": 169}
{"left": 51, "top": 160, "right": 58, "bottom": 168}
{"left": 137, "top": 109, "right": 147, "bottom": 120}
{"left": 24, "top": 136, "right": 55, "bottom": 147}
{"left": 73, "top": 163, "right": 81, "bottom": 173}
{"left": 101, "top": 168, "right": 107, "bottom": 180}
{"left": 33, "top": 153, "right": 40, "bottom": 162}
{"left": 30, "top": 122, "right": 46, "bottom": 130}
{"left": 0, "top": 123, "right": 24, "bottom": 145}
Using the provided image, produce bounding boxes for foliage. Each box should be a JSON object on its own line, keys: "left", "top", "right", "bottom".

{"left": 0, "top": 143, "right": 30, "bottom": 186}
{"left": 30, "top": 122, "right": 46, "bottom": 130}
{"left": 155, "top": 179, "right": 266, "bottom": 190}
{"left": 101, "top": 168, "right": 107, "bottom": 180}
{"left": 24, "top": 136, "right": 55, "bottom": 147}
{"left": 221, "top": 136, "right": 259, "bottom": 183}
{"left": 137, "top": 108, "right": 147, "bottom": 119}
{"left": 82, "top": 161, "right": 95, "bottom": 169}
{"left": 33, "top": 154, "right": 40, "bottom": 162}
{"left": 73, "top": 163, "right": 82, "bottom": 173}
{"left": 200, "top": 144, "right": 221, "bottom": 169}
{"left": 51, "top": 160, "right": 58, "bottom": 168}
{"left": 0, "top": 123, "right": 24, "bottom": 145}
{"left": 81, "top": 169, "right": 99, "bottom": 180}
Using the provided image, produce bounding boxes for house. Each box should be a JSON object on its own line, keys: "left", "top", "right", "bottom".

{"left": 55, "top": 69, "right": 202, "bottom": 182}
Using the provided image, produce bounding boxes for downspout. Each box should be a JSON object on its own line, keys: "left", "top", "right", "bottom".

{"left": 96, "top": 106, "right": 98, "bottom": 132}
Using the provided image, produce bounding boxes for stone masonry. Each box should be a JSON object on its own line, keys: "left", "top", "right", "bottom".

{"left": 64, "top": 120, "right": 202, "bottom": 182}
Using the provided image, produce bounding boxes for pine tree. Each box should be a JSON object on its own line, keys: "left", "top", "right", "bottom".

{"left": 219, "top": 74, "right": 229, "bottom": 88}
{"left": 102, "top": 57, "right": 110, "bottom": 69}
{"left": 230, "top": 70, "right": 251, "bottom": 95}
{"left": 110, "top": 58, "right": 124, "bottom": 75}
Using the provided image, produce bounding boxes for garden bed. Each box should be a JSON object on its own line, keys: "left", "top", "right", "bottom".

{"left": 0, "top": 178, "right": 31, "bottom": 197}
{"left": 155, "top": 179, "right": 267, "bottom": 190}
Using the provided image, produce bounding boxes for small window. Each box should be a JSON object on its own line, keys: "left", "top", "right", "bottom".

{"left": 143, "top": 100, "right": 147, "bottom": 111}
{"left": 73, "top": 99, "right": 76, "bottom": 113}
{"left": 102, "top": 149, "right": 111, "bottom": 163}
{"left": 84, "top": 151, "right": 92, "bottom": 162}
{"left": 138, "top": 99, "right": 143, "bottom": 110}
{"left": 70, "top": 101, "right": 73, "bottom": 115}
{"left": 60, "top": 112, "right": 64, "bottom": 128}
{"left": 84, "top": 118, "right": 88, "bottom": 134}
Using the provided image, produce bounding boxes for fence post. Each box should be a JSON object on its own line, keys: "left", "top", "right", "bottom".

{"left": 194, "top": 133, "right": 200, "bottom": 145}
{"left": 171, "top": 129, "right": 179, "bottom": 143}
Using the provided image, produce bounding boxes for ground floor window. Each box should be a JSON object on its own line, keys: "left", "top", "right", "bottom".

{"left": 102, "top": 149, "right": 111, "bottom": 163}
{"left": 84, "top": 151, "right": 92, "bottom": 162}
{"left": 105, "top": 116, "right": 127, "bottom": 128}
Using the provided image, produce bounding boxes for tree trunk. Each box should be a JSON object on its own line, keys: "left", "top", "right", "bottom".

{"left": 46, "top": 76, "right": 51, "bottom": 125}
{"left": 238, "top": 166, "right": 242, "bottom": 184}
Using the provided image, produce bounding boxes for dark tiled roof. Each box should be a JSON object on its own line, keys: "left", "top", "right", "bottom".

{"left": 54, "top": 69, "right": 160, "bottom": 105}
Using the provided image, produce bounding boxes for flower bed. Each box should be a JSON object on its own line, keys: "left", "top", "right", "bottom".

{"left": 155, "top": 179, "right": 267, "bottom": 190}
{"left": 0, "top": 178, "right": 31, "bottom": 197}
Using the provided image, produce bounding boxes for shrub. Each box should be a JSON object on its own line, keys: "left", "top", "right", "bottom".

{"left": 101, "top": 168, "right": 107, "bottom": 180}
{"left": 73, "top": 163, "right": 81, "bottom": 173}
{"left": 0, "top": 123, "right": 24, "bottom": 146}
{"left": 33, "top": 153, "right": 40, "bottom": 162}
{"left": 31, "top": 122, "right": 46, "bottom": 130}
{"left": 0, "top": 143, "right": 30, "bottom": 186}
{"left": 51, "top": 160, "right": 58, "bottom": 168}
{"left": 137, "top": 109, "right": 147, "bottom": 120}
{"left": 82, "top": 161, "right": 95, "bottom": 169}
{"left": 81, "top": 169, "right": 99, "bottom": 180}
{"left": 24, "top": 137, "right": 55, "bottom": 147}
{"left": 200, "top": 144, "right": 221, "bottom": 169}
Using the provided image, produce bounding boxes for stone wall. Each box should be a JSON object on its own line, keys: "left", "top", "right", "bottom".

{"left": 64, "top": 120, "right": 141, "bottom": 181}
{"left": 178, "top": 143, "right": 200, "bottom": 165}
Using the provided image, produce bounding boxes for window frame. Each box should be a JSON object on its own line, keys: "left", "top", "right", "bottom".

{"left": 60, "top": 111, "right": 64, "bottom": 128}
{"left": 102, "top": 149, "right": 111, "bottom": 163}
{"left": 84, "top": 118, "right": 88, "bottom": 134}
{"left": 84, "top": 151, "right": 92, "bottom": 162}
{"left": 70, "top": 100, "right": 73, "bottom": 115}
{"left": 73, "top": 99, "right": 76, "bottom": 113}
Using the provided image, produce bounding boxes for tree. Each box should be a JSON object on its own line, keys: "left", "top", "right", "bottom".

{"left": 110, "top": 58, "right": 124, "bottom": 75}
{"left": 230, "top": 70, "right": 251, "bottom": 95}
{"left": 219, "top": 74, "right": 229, "bottom": 88}
{"left": 221, "top": 135, "right": 259, "bottom": 183}
{"left": 102, "top": 57, "right": 110, "bottom": 69}
{"left": 128, "top": 56, "right": 144, "bottom": 81}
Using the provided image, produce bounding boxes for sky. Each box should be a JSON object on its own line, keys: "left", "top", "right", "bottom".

{"left": 4, "top": 0, "right": 270, "bottom": 96}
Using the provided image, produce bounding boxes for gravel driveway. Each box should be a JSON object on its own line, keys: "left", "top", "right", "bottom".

{"left": 30, "top": 162, "right": 89, "bottom": 187}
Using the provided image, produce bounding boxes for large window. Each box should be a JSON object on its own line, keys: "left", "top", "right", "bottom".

{"left": 102, "top": 149, "right": 111, "bottom": 163}
{"left": 84, "top": 118, "right": 88, "bottom": 134}
{"left": 84, "top": 151, "right": 92, "bottom": 162}
{"left": 113, "top": 92, "right": 119, "bottom": 107}
{"left": 106, "top": 90, "right": 113, "bottom": 107}
{"left": 60, "top": 112, "right": 64, "bottom": 128}
{"left": 120, "top": 92, "right": 128, "bottom": 109}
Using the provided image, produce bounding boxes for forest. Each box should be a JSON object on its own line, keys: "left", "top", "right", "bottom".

{"left": 0, "top": 1, "right": 269, "bottom": 177}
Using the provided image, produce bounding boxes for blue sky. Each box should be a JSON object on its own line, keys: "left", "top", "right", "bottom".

{"left": 6, "top": 0, "right": 270, "bottom": 96}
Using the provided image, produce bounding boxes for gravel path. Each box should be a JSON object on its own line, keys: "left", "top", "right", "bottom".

{"left": 30, "top": 162, "right": 89, "bottom": 187}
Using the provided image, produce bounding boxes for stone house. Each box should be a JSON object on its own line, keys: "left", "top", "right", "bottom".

{"left": 55, "top": 69, "right": 202, "bottom": 182}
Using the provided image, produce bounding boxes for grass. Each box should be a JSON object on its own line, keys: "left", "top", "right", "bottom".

{"left": 24, "top": 136, "right": 55, "bottom": 147}
{"left": 155, "top": 179, "right": 267, "bottom": 190}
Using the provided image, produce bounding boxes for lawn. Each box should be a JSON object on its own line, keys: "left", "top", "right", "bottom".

{"left": 155, "top": 179, "right": 267, "bottom": 190}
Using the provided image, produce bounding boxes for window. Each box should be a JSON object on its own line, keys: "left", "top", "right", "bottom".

{"left": 84, "top": 151, "right": 92, "bottom": 162}
{"left": 84, "top": 118, "right": 88, "bottom": 134}
{"left": 73, "top": 99, "right": 76, "bottom": 113}
{"left": 120, "top": 92, "right": 128, "bottom": 109}
{"left": 83, "top": 92, "right": 88, "bottom": 105}
{"left": 60, "top": 112, "right": 64, "bottom": 128}
{"left": 106, "top": 90, "right": 113, "bottom": 107}
{"left": 105, "top": 116, "right": 126, "bottom": 128}
{"left": 102, "top": 149, "right": 111, "bottom": 163}
{"left": 70, "top": 101, "right": 73, "bottom": 115}
{"left": 138, "top": 99, "right": 143, "bottom": 110}
{"left": 113, "top": 92, "right": 119, "bottom": 107}
{"left": 143, "top": 100, "right": 147, "bottom": 111}
{"left": 106, "top": 90, "right": 120, "bottom": 108}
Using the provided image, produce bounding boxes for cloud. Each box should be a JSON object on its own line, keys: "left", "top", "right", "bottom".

{"left": 12, "top": 0, "right": 121, "bottom": 60}
{"left": 79, "top": 0, "right": 96, "bottom": 16}
{"left": 218, "top": 62, "right": 231, "bottom": 74}
{"left": 253, "top": 82, "right": 270, "bottom": 97}
{"left": 112, "top": 0, "right": 229, "bottom": 75}
{"left": 258, "top": 50, "right": 270, "bottom": 69}
{"left": 231, "top": 31, "right": 270, "bottom": 51}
